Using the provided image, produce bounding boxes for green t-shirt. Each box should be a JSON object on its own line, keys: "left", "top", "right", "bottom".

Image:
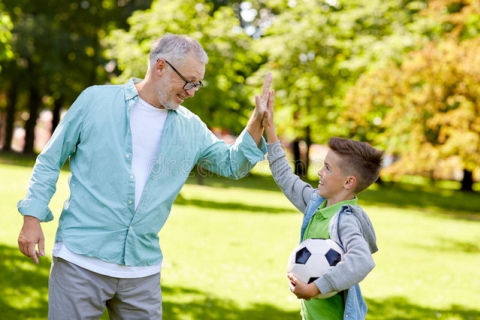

{"left": 300, "top": 198, "right": 357, "bottom": 320}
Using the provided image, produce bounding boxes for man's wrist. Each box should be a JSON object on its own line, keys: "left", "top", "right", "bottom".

{"left": 249, "top": 113, "right": 263, "bottom": 125}
{"left": 24, "top": 215, "right": 40, "bottom": 223}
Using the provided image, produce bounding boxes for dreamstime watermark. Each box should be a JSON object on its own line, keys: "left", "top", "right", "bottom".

{"left": 252, "top": 159, "right": 326, "bottom": 177}
{"left": 148, "top": 157, "right": 244, "bottom": 178}
{"left": 146, "top": 155, "right": 326, "bottom": 178}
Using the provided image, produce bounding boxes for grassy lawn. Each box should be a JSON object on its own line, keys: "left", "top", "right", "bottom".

{"left": 1, "top": 155, "right": 479, "bottom": 320}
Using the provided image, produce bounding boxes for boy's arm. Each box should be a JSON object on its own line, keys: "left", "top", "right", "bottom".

{"left": 313, "top": 214, "right": 375, "bottom": 295}
{"left": 261, "top": 88, "right": 278, "bottom": 144}
{"left": 262, "top": 91, "right": 314, "bottom": 213}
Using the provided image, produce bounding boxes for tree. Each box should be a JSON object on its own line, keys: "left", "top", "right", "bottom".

{"left": 343, "top": 0, "right": 480, "bottom": 191}
{"left": 251, "top": 0, "right": 432, "bottom": 176}
{"left": 425, "top": 0, "right": 480, "bottom": 41}
{"left": 0, "top": 3, "right": 12, "bottom": 62}
{"left": 0, "top": 3, "right": 13, "bottom": 150}
{"left": 0, "top": 0, "right": 152, "bottom": 154}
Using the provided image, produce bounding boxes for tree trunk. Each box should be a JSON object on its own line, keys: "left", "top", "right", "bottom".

{"left": 460, "top": 169, "right": 474, "bottom": 192}
{"left": 293, "top": 139, "right": 306, "bottom": 177}
{"left": 0, "top": 111, "right": 5, "bottom": 148}
{"left": 305, "top": 125, "right": 312, "bottom": 178}
{"left": 3, "top": 82, "right": 17, "bottom": 152}
{"left": 23, "top": 85, "right": 41, "bottom": 154}
{"left": 51, "top": 97, "right": 63, "bottom": 133}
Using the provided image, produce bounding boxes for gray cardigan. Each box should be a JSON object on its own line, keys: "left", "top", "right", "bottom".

{"left": 267, "top": 141, "right": 378, "bottom": 319}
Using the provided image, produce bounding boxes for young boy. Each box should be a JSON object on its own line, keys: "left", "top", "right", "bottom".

{"left": 259, "top": 91, "right": 383, "bottom": 319}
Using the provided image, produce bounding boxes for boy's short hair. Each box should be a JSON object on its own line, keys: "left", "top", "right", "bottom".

{"left": 328, "top": 137, "right": 384, "bottom": 193}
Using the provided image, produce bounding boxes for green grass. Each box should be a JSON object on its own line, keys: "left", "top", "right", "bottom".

{"left": 1, "top": 155, "right": 480, "bottom": 320}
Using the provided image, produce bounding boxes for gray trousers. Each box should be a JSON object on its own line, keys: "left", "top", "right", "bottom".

{"left": 48, "top": 257, "right": 162, "bottom": 320}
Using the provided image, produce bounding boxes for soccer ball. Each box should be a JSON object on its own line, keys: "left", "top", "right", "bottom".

{"left": 287, "top": 238, "right": 344, "bottom": 299}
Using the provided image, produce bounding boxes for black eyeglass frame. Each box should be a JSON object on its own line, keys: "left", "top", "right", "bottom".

{"left": 159, "top": 59, "right": 204, "bottom": 91}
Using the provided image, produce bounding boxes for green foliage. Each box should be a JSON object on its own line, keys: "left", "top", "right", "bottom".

{"left": 340, "top": 0, "right": 480, "bottom": 182}
{"left": 0, "top": 3, "right": 13, "bottom": 64}
{"left": 425, "top": 0, "right": 480, "bottom": 40}
{"left": 253, "top": 0, "right": 434, "bottom": 143}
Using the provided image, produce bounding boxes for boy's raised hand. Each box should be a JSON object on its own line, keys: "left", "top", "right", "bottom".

{"left": 247, "top": 72, "right": 273, "bottom": 146}
{"left": 287, "top": 273, "right": 320, "bottom": 301}
{"left": 257, "top": 88, "right": 278, "bottom": 143}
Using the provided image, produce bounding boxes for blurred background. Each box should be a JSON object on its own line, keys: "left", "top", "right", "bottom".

{"left": 0, "top": 0, "right": 479, "bottom": 189}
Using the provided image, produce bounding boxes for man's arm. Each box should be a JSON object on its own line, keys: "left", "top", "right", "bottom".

{"left": 246, "top": 72, "right": 273, "bottom": 146}
{"left": 195, "top": 73, "right": 272, "bottom": 179}
{"left": 17, "top": 88, "right": 87, "bottom": 263}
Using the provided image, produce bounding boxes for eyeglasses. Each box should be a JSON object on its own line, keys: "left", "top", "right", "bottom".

{"left": 160, "top": 59, "right": 204, "bottom": 91}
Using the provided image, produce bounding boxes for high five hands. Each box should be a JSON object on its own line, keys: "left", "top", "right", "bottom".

{"left": 255, "top": 72, "right": 277, "bottom": 143}
{"left": 255, "top": 72, "right": 273, "bottom": 119}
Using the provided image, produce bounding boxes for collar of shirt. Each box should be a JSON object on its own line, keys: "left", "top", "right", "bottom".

{"left": 317, "top": 197, "right": 358, "bottom": 219}
{"left": 125, "top": 78, "right": 178, "bottom": 114}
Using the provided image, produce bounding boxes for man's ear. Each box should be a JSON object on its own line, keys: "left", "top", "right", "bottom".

{"left": 344, "top": 175, "right": 356, "bottom": 190}
{"left": 155, "top": 59, "right": 167, "bottom": 76}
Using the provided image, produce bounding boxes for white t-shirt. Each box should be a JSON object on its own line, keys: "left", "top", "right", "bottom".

{"left": 131, "top": 98, "right": 168, "bottom": 208}
{"left": 53, "top": 98, "right": 168, "bottom": 278}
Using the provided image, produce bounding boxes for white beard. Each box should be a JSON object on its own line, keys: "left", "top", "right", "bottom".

{"left": 156, "top": 75, "right": 180, "bottom": 110}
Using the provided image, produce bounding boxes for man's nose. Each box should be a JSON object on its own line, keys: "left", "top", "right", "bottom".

{"left": 185, "top": 87, "right": 196, "bottom": 97}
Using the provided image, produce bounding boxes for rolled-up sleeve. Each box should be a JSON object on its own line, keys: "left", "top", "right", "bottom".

{"left": 197, "top": 126, "right": 267, "bottom": 180}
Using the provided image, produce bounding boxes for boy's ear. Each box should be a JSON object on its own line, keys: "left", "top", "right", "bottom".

{"left": 344, "top": 175, "right": 356, "bottom": 190}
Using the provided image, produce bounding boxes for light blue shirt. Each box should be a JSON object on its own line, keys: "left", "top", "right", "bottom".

{"left": 18, "top": 78, "right": 267, "bottom": 266}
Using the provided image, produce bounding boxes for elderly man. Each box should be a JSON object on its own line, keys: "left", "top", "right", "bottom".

{"left": 17, "top": 34, "right": 272, "bottom": 320}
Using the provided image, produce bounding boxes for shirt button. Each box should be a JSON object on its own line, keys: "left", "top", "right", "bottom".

{"left": 129, "top": 175, "right": 134, "bottom": 179}
{"left": 126, "top": 154, "right": 130, "bottom": 159}
{"left": 129, "top": 226, "right": 133, "bottom": 230}
{"left": 128, "top": 200, "right": 133, "bottom": 205}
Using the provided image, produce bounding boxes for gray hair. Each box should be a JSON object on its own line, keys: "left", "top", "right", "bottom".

{"left": 148, "top": 34, "right": 208, "bottom": 70}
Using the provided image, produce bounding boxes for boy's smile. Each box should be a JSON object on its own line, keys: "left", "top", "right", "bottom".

{"left": 319, "top": 178, "right": 324, "bottom": 186}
